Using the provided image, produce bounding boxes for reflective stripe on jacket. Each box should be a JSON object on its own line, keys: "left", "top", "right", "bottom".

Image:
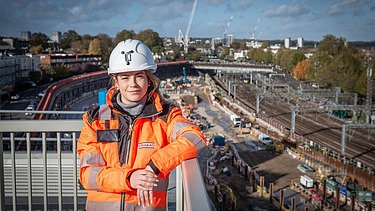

{"left": 77, "top": 87, "right": 206, "bottom": 210}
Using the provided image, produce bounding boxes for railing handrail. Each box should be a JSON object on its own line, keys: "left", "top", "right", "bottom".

{"left": 0, "top": 110, "right": 85, "bottom": 115}
{"left": 0, "top": 119, "right": 212, "bottom": 211}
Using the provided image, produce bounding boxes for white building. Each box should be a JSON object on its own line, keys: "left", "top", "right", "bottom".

{"left": 297, "top": 37, "right": 304, "bottom": 48}
{"left": 51, "top": 31, "right": 62, "bottom": 43}
{"left": 246, "top": 40, "right": 263, "bottom": 48}
{"left": 227, "top": 34, "right": 234, "bottom": 47}
{"left": 284, "top": 37, "right": 291, "bottom": 48}
{"left": 211, "top": 38, "right": 223, "bottom": 50}
{"left": 0, "top": 53, "right": 40, "bottom": 91}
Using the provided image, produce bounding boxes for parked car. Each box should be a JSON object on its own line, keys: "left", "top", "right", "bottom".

{"left": 297, "top": 164, "right": 315, "bottom": 173}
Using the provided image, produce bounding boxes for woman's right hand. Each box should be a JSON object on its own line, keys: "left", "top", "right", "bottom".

{"left": 129, "top": 168, "right": 158, "bottom": 206}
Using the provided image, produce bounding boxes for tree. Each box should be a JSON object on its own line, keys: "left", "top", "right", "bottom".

{"left": 81, "top": 34, "right": 94, "bottom": 52}
{"left": 318, "top": 34, "right": 347, "bottom": 57}
{"left": 288, "top": 51, "right": 306, "bottom": 72}
{"left": 261, "top": 41, "right": 269, "bottom": 49}
{"left": 71, "top": 40, "right": 84, "bottom": 53}
{"left": 113, "top": 30, "right": 136, "bottom": 47}
{"left": 61, "top": 30, "right": 81, "bottom": 49}
{"left": 95, "top": 33, "right": 112, "bottom": 64}
{"left": 135, "top": 29, "right": 163, "bottom": 52}
{"left": 220, "top": 46, "right": 230, "bottom": 59}
{"left": 89, "top": 38, "right": 102, "bottom": 55}
{"left": 30, "top": 32, "right": 49, "bottom": 49}
{"left": 30, "top": 45, "right": 43, "bottom": 55}
{"left": 294, "top": 59, "right": 308, "bottom": 80}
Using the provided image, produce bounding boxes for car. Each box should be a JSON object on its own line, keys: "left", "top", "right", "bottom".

{"left": 297, "top": 164, "right": 315, "bottom": 173}
{"left": 258, "top": 134, "right": 273, "bottom": 145}
{"left": 10, "top": 94, "right": 20, "bottom": 100}
{"left": 38, "top": 90, "right": 46, "bottom": 97}
{"left": 25, "top": 105, "right": 35, "bottom": 116}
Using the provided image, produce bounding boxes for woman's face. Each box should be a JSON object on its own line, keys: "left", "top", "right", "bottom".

{"left": 115, "top": 70, "right": 149, "bottom": 104}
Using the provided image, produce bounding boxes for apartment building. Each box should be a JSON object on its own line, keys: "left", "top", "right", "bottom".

{"left": 40, "top": 54, "right": 102, "bottom": 71}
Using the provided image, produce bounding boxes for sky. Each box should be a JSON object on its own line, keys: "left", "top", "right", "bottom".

{"left": 0, "top": 0, "right": 374, "bottom": 42}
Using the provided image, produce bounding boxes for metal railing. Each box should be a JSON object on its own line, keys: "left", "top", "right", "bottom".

{"left": 0, "top": 119, "right": 212, "bottom": 211}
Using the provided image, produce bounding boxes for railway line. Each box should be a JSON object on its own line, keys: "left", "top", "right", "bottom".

{"left": 213, "top": 75, "right": 375, "bottom": 172}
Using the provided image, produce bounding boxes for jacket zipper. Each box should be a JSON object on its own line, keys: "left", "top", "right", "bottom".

{"left": 120, "top": 111, "right": 162, "bottom": 210}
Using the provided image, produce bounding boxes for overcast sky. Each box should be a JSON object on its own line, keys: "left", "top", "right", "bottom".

{"left": 1, "top": 0, "right": 374, "bottom": 42}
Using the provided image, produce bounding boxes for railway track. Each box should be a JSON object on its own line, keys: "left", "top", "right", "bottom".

{"left": 213, "top": 75, "right": 375, "bottom": 171}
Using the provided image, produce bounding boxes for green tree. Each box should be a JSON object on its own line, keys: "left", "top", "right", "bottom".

{"left": 30, "top": 32, "right": 49, "bottom": 49}
{"left": 135, "top": 29, "right": 163, "bottom": 52}
{"left": 328, "top": 52, "right": 362, "bottom": 92}
{"left": 61, "top": 30, "right": 81, "bottom": 49}
{"left": 113, "top": 30, "right": 136, "bottom": 46}
{"left": 220, "top": 46, "right": 230, "bottom": 59}
{"left": 288, "top": 51, "right": 306, "bottom": 71}
{"left": 261, "top": 41, "right": 269, "bottom": 49}
{"left": 318, "top": 34, "right": 347, "bottom": 57}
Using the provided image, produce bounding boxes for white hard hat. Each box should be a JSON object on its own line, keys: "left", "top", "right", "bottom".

{"left": 108, "top": 39, "right": 157, "bottom": 74}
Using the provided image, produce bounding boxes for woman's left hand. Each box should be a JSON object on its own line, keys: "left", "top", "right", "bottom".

{"left": 130, "top": 166, "right": 158, "bottom": 206}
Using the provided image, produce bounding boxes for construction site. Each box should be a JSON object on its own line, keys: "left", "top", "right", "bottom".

{"left": 167, "top": 67, "right": 374, "bottom": 210}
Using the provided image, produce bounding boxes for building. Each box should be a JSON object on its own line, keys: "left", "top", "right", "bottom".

{"left": 297, "top": 37, "right": 304, "bottom": 48}
{"left": 20, "top": 31, "right": 31, "bottom": 41}
{"left": 284, "top": 37, "right": 291, "bottom": 48}
{"left": 51, "top": 31, "right": 62, "bottom": 43}
{"left": 0, "top": 53, "right": 40, "bottom": 92}
{"left": 227, "top": 34, "right": 234, "bottom": 47}
{"left": 246, "top": 40, "right": 263, "bottom": 49}
{"left": 211, "top": 38, "right": 223, "bottom": 50}
{"left": 40, "top": 54, "right": 102, "bottom": 71}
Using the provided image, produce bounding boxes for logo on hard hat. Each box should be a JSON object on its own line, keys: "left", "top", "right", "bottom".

{"left": 121, "top": 50, "right": 134, "bottom": 65}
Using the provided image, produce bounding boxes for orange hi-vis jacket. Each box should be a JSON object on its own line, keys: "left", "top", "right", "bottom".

{"left": 77, "top": 87, "right": 206, "bottom": 211}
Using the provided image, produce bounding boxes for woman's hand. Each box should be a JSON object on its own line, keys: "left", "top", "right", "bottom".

{"left": 130, "top": 166, "right": 158, "bottom": 206}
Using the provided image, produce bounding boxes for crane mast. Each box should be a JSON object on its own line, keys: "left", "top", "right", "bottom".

{"left": 179, "top": 0, "right": 198, "bottom": 54}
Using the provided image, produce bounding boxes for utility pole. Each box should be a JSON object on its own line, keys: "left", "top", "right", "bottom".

{"left": 366, "top": 55, "right": 373, "bottom": 124}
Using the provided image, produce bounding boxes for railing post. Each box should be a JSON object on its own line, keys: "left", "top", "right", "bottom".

{"left": 0, "top": 132, "right": 5, "bottom": 211}
{"left": 176, "top": 164, "right": 184, "bottom": 211}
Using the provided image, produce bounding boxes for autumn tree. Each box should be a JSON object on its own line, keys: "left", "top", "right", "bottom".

{"left": 30, "top": 45, "right": 43, "bottom": 55}
{"left": 293, "top": 59, "right": 308, "bottom": 80}
{"left": 95, "top": 33, "right": 113, "bottom": 64}
{"left": 89, "top": 38, "right": 102, "bottom": 55}
{"left": 81, "top": 34, "right": 94, "bottom": 52}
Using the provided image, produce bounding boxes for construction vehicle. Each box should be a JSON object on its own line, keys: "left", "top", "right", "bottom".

{"left": 265, "top": 141, "right": 285, "bottom": 154}
{"left": 239, "top": 120, "right": 251, "bottom": 134}
{"left": 230, "top": 114, "right": 241, "bottom": 127}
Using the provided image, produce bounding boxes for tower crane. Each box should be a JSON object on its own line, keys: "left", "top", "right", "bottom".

{"left": 178, "top": 0, "right": 198, "bottom": 54}
{"left": 250, "top": 18, "right": 261, "bottom": 40}
{"left": 222, "top": 15, "right": 233, "bottom": 46}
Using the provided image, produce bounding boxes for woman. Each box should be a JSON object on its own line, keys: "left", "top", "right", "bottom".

{"left": 77, "top": 39, "right": 206, "bottom": 210}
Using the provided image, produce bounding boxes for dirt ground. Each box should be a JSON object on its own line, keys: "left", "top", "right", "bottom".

{"left": 193, "top": 89, "right": 317, "bottom": 210}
